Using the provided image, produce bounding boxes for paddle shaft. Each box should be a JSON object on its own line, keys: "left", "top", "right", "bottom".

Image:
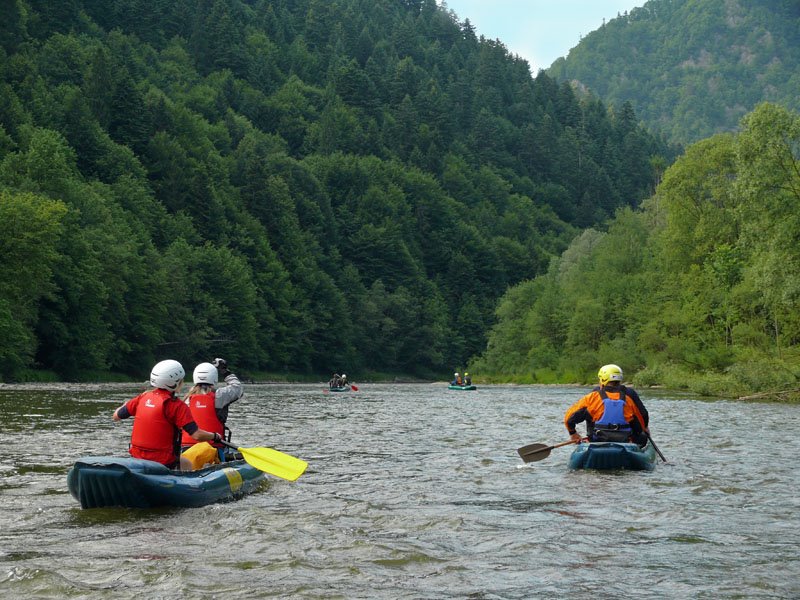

{"left": 218, "top": 438, "right": 242, "bottom": 453}
{"left": 646, "top": 432, "right": 667, "bottom": 462}
{"left": 543, "top": 439, "right": 580, "bottom": 452}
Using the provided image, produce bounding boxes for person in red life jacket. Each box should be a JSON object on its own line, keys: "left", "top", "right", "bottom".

{"left": 181, "top": 357, "right": 244, "bottom": 459}
{"left": 564, "top": 364, "right": 648, "bottom": 446}
{"left": 112, "top": 359, "right": 222, "bottom": 470}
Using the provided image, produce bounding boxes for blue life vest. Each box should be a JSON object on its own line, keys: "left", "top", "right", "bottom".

{"left": 594, "top": 387, "right": 631, "bottom": 432}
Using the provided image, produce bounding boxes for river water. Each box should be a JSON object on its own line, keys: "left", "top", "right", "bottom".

{"left": 0, "top": 382, "right": 798, "bottom": 599}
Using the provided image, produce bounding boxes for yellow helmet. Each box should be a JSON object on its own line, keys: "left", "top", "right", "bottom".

{"left": 598, "top": 364, "right": 623, "bottom": 386}
{"left": 465, "top": 372, "right": 469, "bottom": 376}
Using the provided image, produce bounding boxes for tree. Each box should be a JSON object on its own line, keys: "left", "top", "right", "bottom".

{"left": 0, "top": 190, "right": 66, "bottom": 378}
{"left": 736, "top": 103, "right": 800, "bottom": 351}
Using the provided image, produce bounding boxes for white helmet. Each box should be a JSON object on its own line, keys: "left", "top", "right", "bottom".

{"left": 193, "top": 362, "right": 218, "bottom": 385}
{"left": 454, "top": 372, "right": 459, "bottom": 376}
{"left": 150, "top": 359, "right": 185, "bottom": 390}
{"left": 341, "top": 374, "right": 347, "bottom": 379}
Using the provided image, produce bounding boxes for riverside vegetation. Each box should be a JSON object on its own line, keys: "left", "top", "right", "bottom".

{"left": 1, "top": 1, "right": 799, "bottom": 400}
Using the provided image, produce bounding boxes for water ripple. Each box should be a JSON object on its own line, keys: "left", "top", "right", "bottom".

{"left": 0, "top": 383, "right": 799, "bottom": 599}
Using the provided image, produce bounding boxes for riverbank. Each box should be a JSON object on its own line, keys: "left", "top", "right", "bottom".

{"left": 472, "top": 362, "right": 800, "bottom": 404}
{"left": 6, "top": 367, "right": 799, "bottom": 403}
{"left": 1, "top": 368, "right": 437, "bottom": 386}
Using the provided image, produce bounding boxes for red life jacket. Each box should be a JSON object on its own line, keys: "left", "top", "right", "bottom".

{"left": 130, "top": 388, "right": 181, "bottom": 465}
{"left": 181, "top": 391, "right": 224, "bottom": 447}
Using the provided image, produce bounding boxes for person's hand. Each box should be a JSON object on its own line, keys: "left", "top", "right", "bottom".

{"left": 213, "top": 358, "right": 230, "bottom": 378}
{"left": 569, "top": 432, "right": 582, "bottom": 443}
{"left": 213, "top": 432, "right": 222, "bottom": 443}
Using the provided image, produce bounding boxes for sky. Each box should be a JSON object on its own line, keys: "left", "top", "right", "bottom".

{"left": 438, "top": 0, "right": 645, "bottom": 73}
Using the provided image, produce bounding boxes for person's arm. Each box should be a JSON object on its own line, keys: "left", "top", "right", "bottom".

{"left": 182, "top": 421, "right": 221, "bottom": 443}
{"left": 621, "top": 395, "right": 645, "bottom": 438}
{"left": 112, "top": 405, "right": 130, "bottom": 421}
{"left": 113, "top": 396, "right": 138, "bottom": 421}
{"left": 629, "top": 415, "right": 643, "bottom": 435}
{"left": 214, "top": 372, "right": 243, "bottom": 408}
{"left": 627, "top": 387, "right": 649, "bottom": 429}
{"left": 564, "top": 396, "right": 591, "bottom": 441}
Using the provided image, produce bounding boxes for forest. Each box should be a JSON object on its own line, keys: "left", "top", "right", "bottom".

{"left": 0, "top": 0, "right": 668, "bottom": 381}
{"left": 474, "top": 102, "right": 800, "bottom": 398}
{"left": 2, "top": 1, "right": 798, "bottom": 398}
{"left": 549, "top": 0, "right": 800, "bottom": 146}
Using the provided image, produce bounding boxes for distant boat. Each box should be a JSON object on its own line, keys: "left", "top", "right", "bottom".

{"left": 448, "top": 384, "right": 476, "bottom": 390}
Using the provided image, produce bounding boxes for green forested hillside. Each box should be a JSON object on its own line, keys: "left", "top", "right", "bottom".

{"left": 549, "top": 0, "right": 800, "bottom": 146}
{"left": 0, "top": 0, "right": 667, "bottom": 381}
{"left": 473, "top": 103, "right": 800, "bottom": 398}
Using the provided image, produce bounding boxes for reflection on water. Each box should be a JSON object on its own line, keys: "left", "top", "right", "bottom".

{"left": 0, "top": 383, "right": 799, "bottom": 599}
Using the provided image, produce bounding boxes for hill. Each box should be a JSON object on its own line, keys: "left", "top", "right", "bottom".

{"left": 471, "top": 102, "right": 800, "bottom": 397}
{"left": 0, "top": 0, "right": 668, "bottom": 380}
{"left": 549, "top": 0, "right": 800, "bottom": 145}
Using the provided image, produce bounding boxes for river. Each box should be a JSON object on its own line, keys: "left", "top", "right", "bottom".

{"left": 1, "top": 382, "right": 798, "bottom": 599}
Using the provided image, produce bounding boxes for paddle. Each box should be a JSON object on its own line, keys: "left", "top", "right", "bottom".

{"left": 218, "top": 439, "right": 308, "bottom": 481}
{"left": 646, "top": 432, "right": 667, "bottom": 463}
{"left": 517, "top": 439, "right": 579, "bottom": 463}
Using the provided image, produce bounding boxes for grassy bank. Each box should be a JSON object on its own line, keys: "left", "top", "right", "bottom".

{"left": 473, "top": 359, "right": 800, "bottom": 403}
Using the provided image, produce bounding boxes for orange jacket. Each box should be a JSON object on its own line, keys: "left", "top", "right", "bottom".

{"left": 564, "top": 386, "right": 642, "bottom": 434}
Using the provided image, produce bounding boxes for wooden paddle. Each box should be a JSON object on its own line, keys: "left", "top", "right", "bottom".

{"left": 517, "top": 439, "right": 579, "bottom": 463}
{"left": 218, "top": 439, "right": 308, "bottom": 481}
{"left": 646, "top": 432, "right": 667, "bottom": 462}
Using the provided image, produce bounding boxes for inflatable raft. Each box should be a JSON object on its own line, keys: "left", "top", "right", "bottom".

{"left": 67, "top": 456, "right": 266, "bottom": 509}
{"left": 328, "top": 386, "right": 351, "bottom": 392}
{"left": 568, "top": 441, "right": 657, "bottom": 471}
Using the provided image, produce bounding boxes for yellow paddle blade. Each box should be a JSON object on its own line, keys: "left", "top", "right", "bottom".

{"left": 239, "top": 446, "right": 308, "bottom": 481}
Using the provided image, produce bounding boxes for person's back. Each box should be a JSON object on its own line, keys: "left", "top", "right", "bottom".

{"left": 182, "top": 359, "right": 244, "bottom": 450}
{"left": 589, "top": 383, "right": 635, "bottom": 442}
{"left": 127, "top": 387, "right": 184, "bottom": 465}
{"left": 113, "top": 359, "right": 222, "bottom": 469}
{"left": 182, "top": 362, "right": 224, "bottom": 452}
{"left": 564, "top": 364, "right": 644, "bottom": 445}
